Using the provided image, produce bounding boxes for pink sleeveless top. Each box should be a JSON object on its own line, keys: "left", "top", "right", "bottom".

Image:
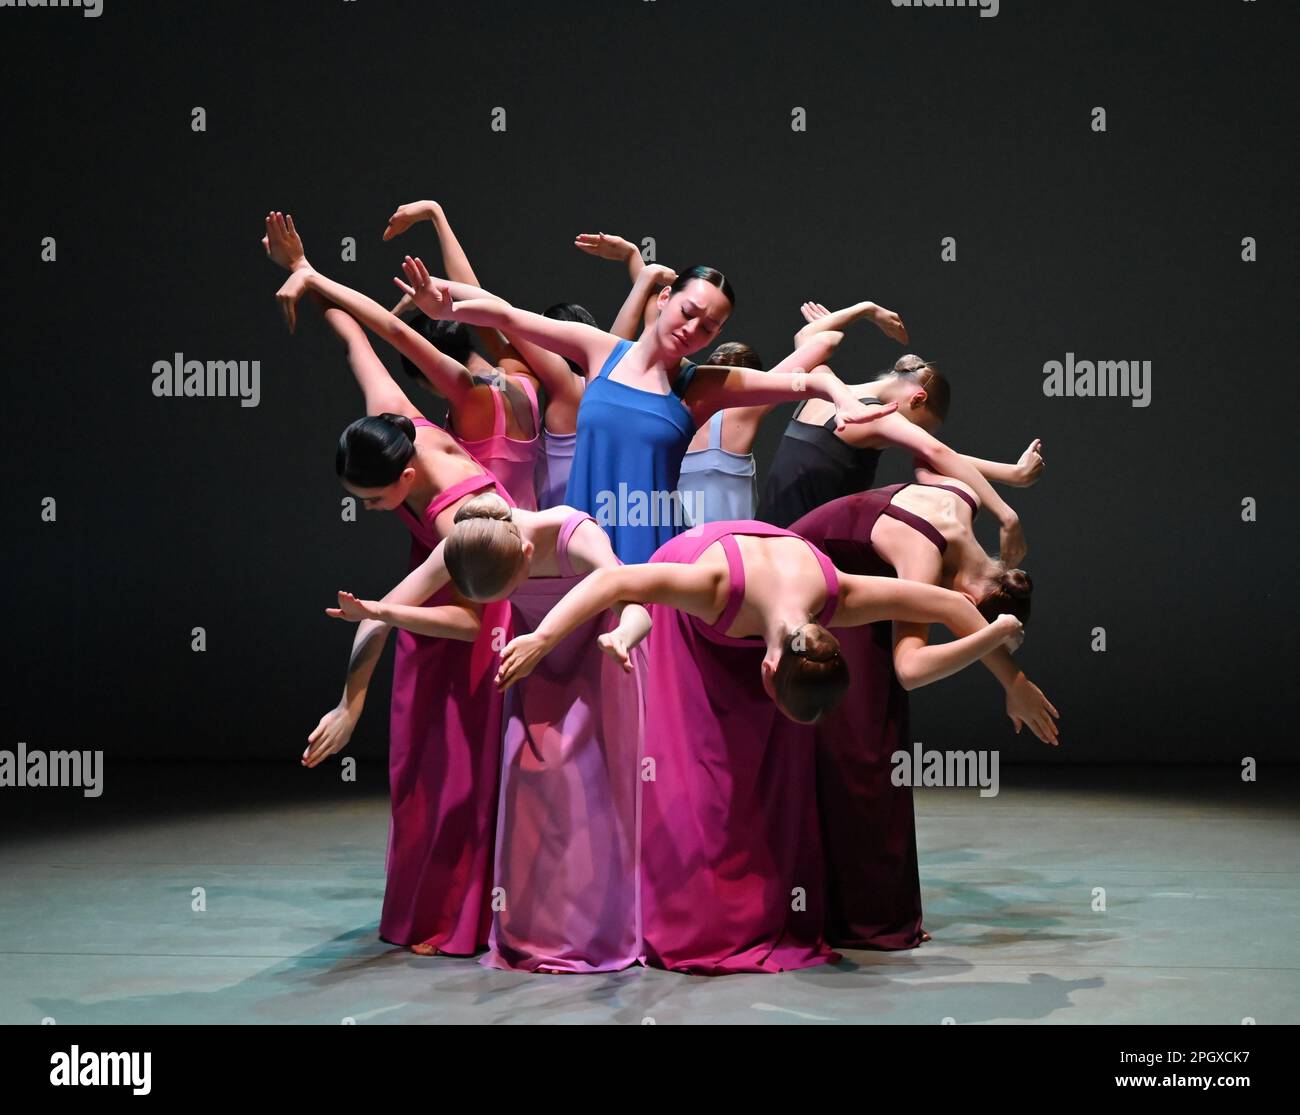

{"left": 394, "top": 417, "right": 516, "bottom": 555}
{"left": 450, "top": 377, "right": 541, "bottom": 512}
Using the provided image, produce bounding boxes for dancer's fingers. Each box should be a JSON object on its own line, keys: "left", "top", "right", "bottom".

{"left": 393, "top": 276, "right": 417, "bottom": 297}
{"left": 286, "top": 213, "right": 298, "bottom": 239}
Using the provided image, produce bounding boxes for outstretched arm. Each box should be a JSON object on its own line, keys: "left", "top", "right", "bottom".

{"left": 264, "top": 210, "right": 419, "bottom": 418}
{"left": 574, "top": 231, "right": 646, "bottom": 283}
{"left": 303, "top": 552, "right": 484, "bottom": 769}
{"left": 303, "top": 619, "right": 391, "bottom": 769}
{"left": 562, "top": 518, "right": 654, "bottom": 670}
{"left": 397, "top": 256, "right": 618, "bottom": 376}
{"left": 885, "top": 549, "right": 1059, "bottom": 744}
{"left": 855, "top": 412, "right": 1027, "bottom": 566}
{"left": 834, "top": 571, "right": 1001, "bottom": 635}
{"left": 319, "top": 304, "right": 421, "bottom": 419}
{"left": 890, "top": 618, "right": 1020, "bottom": 690}
{"left": 687, "top": 334, "right": 898, "bottom": 430}
{"left": 918, "top": 439, "right": 1045, "bottom": 489}
{"left": 794, "top": 299, "right": 910, "bottom": 347}
{"left": 495, "top": 561, "right": 721, "bottom": 690}
{"left": 383, "top": 199, "right": 509, "bottom": 363}
{"left": 286, "top": 268, "right": 479, "bottom": 408}
{"left": 323, "top": 543, "right": 480, "bottom": 641}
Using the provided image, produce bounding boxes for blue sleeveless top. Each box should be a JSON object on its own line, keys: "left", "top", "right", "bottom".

{"left": 564, "top": 339, "right": 699, "bottom": 563}
{"left": 677, "top": 411, "right": 757, "bottom": 526}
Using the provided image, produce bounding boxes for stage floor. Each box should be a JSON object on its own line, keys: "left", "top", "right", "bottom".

{"left": 2, "top": 762, "right": 1296, "bottom": 1025}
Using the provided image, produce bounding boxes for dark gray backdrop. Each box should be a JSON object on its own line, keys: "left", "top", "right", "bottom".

{"left": 3, "top": 0, "right": 1294, "bottom": 762}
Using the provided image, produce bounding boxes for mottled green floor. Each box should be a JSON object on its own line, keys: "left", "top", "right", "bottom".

{"left": 1, "top": 764, "right": 1296, "bottom": 1024}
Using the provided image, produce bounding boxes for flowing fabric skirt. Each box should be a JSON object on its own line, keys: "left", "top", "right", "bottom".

{"left": 483, "top": 575, "right": 644, "bottom": 972}
{"left": 791, "top": 494, "right": 925, "bottom": 949}
{"left": 638, "top": 527, "right": 835, "bottom": 974}
{"left": 380, "top": 585, "right": 510, "bottom": 954}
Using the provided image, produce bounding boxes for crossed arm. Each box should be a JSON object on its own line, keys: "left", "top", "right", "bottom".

{"left": 384, "top": 203, "right": 583, "bottom": 418}
{"left": 867, "top": 549, "right": 1059, "bottom": 745}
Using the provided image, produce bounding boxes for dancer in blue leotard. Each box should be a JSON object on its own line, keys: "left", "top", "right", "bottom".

{"left": 393, "top": 256, "right": 906, "bottom": 561}
{"left": 565, "top": 337, "right": 699, "bottom": 562}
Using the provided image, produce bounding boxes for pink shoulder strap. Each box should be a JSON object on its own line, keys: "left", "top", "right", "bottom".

{"left": 489, "top": 383, "right": 507, "bottom": 439}
{"left": 515, "top": 375, "right": 540, "bottom": 434}
{"left": 426, "top": 473, "right": 505, "bottom": 521}
{"left": 712, "top": 535, "right": 748, "bottom": 634}
{"left": 555, "top": 511, "right": 596, "bottom": 578}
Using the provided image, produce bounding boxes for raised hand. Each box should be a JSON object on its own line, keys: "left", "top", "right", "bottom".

{"left": 263, "top": 210, "right": 307, "bottom": 271}
{"left": 383, "top": 200, "right": 440, "bottom": 242}
{"left": 303, "top": 705, "right": 357, "bottom": 768}
{"left": 834, "top": 398, "right": 898, "bottom": 431}
{"left": 868, "top": 303, "right": 909, "bottom": 344}
{"left": 393, "top": 255, "right": 455, "bottom": 320}
{"left": 275, "top": 267, "right": 315, "bottom": 334}
{"left": 642, "top": 263, "right": 678, "bottom": 288}
{"left": 800, "top": 301, "right": 831, "bottom": 323}
{"left": 574, "top": 232, "right": 638, "bottom": 262}
{"left": 326, "top": 591, "right": 382, "bottom": 623}
{"left": 1005, "top": 674, "right": 1060, "bottom": 746}
{"left": 1015, "top": 438, "right": 1045, "bottom": 486}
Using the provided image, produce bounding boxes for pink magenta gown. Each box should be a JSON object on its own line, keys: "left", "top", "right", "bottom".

{"left": 639, "top": 520, "right": 837, "bottom": 974}
{"left": 449, "top": 377, "right": 541, "bottom": 511}
{"left": 783, "top": 483, "right": 980, "bottom": 950}
{"left": 483, "top": 511, "right": 645, "bottom": 972}
{"left": 381, "top": 417, "right": 513, "bottom": 953}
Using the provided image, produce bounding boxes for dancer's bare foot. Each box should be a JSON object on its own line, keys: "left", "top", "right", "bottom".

{"left": 262, "top": 210, "right": 309, "bottom": 271}
{"left": 410, "top": 940, "right": 440, "bottom": 957}
{"left": 920, "top": 928, "right": 932, "bottom": 944}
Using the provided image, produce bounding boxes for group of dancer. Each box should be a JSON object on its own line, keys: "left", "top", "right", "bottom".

{"left": 262, "top": 201, "right": 1059, "bottom": 974}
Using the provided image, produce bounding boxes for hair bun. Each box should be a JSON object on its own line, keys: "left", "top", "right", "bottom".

{"left": 378, "top": 412, "right": 417, "bottom": 444}
{"left": 1003, "top": 569, "right": 1033, "bottom": 599}
{"left": 452, "top": 491, "right": 513, "bottom": 524}
{"left": 787, "top": 623, "right": 841, "bottom": 664}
